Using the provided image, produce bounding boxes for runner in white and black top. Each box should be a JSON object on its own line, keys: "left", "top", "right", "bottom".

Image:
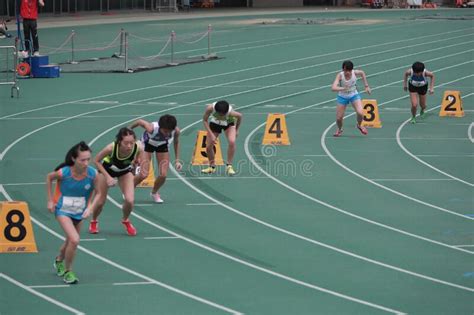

{"left": 130, "top": 114, "right": 181, "bottom": 203}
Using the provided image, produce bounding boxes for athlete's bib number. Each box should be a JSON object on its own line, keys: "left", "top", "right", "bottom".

{"left": 60, "top": 196, "right": 86, "bottom": 214}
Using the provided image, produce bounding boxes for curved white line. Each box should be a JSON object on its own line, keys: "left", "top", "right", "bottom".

{"left": 0, "top": 186, "right": 241, "bottom": 315}
{"left": 0, "top": 273, "right": 84, "bottom": 315}
{"left": 469, "top": 122, "right": 474, "bottom": 144}
{"left": 105, "top": 197, "right": 404, "bottom": 314}
{"left": 244, "top": 111, "right": 473, "bottom": 252}
{"left": 322, "top": 74, "right": 474, "bottom": 219}
{"left": 396, "top": 93, "right": 474, "bottom": 187}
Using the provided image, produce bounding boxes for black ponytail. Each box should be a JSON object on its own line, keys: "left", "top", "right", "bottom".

{"left": 55, "top": 141, "right": 91, "bottom": 171}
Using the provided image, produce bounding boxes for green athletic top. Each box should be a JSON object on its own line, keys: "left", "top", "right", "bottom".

{"left": 102, "top": 141, "right": 138, "bottom": 174}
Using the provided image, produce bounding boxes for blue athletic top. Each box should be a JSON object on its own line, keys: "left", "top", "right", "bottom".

{"left": 54, "top": 166, "right": 97, "bottom": 221}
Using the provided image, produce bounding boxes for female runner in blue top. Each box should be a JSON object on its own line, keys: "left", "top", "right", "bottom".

{"left": 46, "top": 141, "right": 102, "bottom": 284}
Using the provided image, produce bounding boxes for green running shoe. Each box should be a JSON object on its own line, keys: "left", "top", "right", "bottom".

{"left": 410, "top": 117, "right": 416, "bottom": 124}
{"left": 63, "top": 271, "right": 79, "bottom": 284}
{"left": 53, "top": 260, "right": 65, "bottom": 277}
{"left": 419, "top": 110, "right": 426, "bottom": 119}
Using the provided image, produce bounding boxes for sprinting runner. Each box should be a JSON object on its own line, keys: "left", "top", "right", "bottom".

{"left": 89, "top": 127, "right": 143, "bottom": 236}
{"left": 202, "top": 100, "right": 242, "bottom": 175}
{"left": 331, "top": 60, "right": 371, "bottom": 137}
{"left": 130, "top": 114, "right": 182, "bottom": 203}
{"left": 46, "top": 141, "right": 102, "bottom": 284}
{"left": 403, "top": 61, "right": 435, "bottom": 124}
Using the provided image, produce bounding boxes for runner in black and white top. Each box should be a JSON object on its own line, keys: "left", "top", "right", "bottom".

{"left": 202, "top": 100, "right": 242, "bottom": 176}
{"left": 403, "top": 61, "right": 435, "bottom": 124}
{"left": 130, "top": 114, "right": 181, "bottom": 203}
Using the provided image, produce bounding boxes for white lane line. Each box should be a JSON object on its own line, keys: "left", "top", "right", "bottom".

{"left": 144, "top": 237, "right": 180, "bottom": 240}
{"left": 372, "top": 179, "right": 455, "bottom": 182}
{"left": 0, "top": 186, "right": 242, "bottom": 315}
{"left": 104, "top": 197, "right": 404, "bottom": 314}
{"left": 88, "top": 101, "right": 119, "bottom": 104}
{"left": 0, "top": 273, "right": 84, "bottom": 315}
{"left": 29, "top": 285, "right": 70, "bottom": 289}
{"left": 454, "top": 245, "right": 474, "bottom": 248}
{"left": 468, "top": 122, "right": 474, "bottom": 144}
{"left": 416, "top": 155, "right": 474, "bottom": 157}
{"left": 396, "top": 92, "right": 474, "bottom": 187}
{"left": 0, "top": 176, "right": 270, "bottom": 186}
{"left": 183, "top": 176, "right": 270, "bottom": 180}
{"left": 302, "top": 155, "right": 329, "bottom": 157}
{"left": 1, "top": 182, "right": 44, "bottom": 186}
{"left": 320, "top": 75, "right": 474, "bottom": 220}
{"left": 81, "top": 238, "right": 106, "bottom": 241}
{"left": 113, "top": 282, "right": 154, "bottom": 286}
{"left": 186, "top": 203, "right": 219, "bottom": 206}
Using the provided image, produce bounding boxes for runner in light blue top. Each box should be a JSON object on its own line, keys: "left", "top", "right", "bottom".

{"left": 331, "top": 60, "right": 371, "bottom": 137}
{"left": 46, "top": 141, "right": 102, "bottom": 284}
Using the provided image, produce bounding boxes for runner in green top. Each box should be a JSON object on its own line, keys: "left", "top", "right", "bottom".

{"left": 89, "top": 127, "right": 143, "bottom": 236}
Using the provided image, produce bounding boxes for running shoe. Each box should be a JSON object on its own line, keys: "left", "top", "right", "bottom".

{"left": 226, "top": 165, "right": 236, "bottom": 176}
{"left": 333, "top": 129, "right": 343, "bottom": 137}
{"left": 150, "top": 192, "right": 164, "bottom": 203}
{"left": 410, "top": 117, "right": 416, "bottom": 124}
{"left": 63, "top": 271, "right": 78, "bottom": 284}
{"left": 201, "top": 166, "right": 216, "bottom": 174}
{"left": 419, "top": 110, "right": 426, "bottom": 119}
{"left": 88, "top": 220, "right": 99, "bottom": 234}
{"left": 121, "top": 219, "right": 137, "bottom": 236}
{"left": 356, "top": 124, "right": 368, "bottom": 135}
{"left": 53, "top": 260, "right": 65, "bottom": 277}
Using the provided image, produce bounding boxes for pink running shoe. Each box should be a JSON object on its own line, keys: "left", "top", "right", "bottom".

{"left": 150, "top": 192, "right": 164, "bottom": 204}
{"left": 121, "top": 220, "right": 137, "bottom": 236}
{"left": 356, "top": 124, "right": 368, "bottom": 135}
{"left": 333, "top": 129, "right": 343, "bottom": 137}
{"left": 89, "top": 220, "right": 99, "bottom": 234}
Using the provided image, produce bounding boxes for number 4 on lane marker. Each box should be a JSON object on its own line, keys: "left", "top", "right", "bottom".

{"left": 262, "top": 114, "right": 291, "bottom": 145}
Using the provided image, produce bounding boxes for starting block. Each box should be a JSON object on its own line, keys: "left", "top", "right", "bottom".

{"left": 361, "top": 99, "right": 382, "bottom": 128}
{"left": 0, "top": 201, "right": 38, "bottom": 253}
{"left": 191, "top": 130, "right": 224, "bottom": 165}
{"left": 439, "top": 91, "right": 464, "bottom": 117}
{"left": 262, "top": 113, "right": 290, "bottom": 145}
